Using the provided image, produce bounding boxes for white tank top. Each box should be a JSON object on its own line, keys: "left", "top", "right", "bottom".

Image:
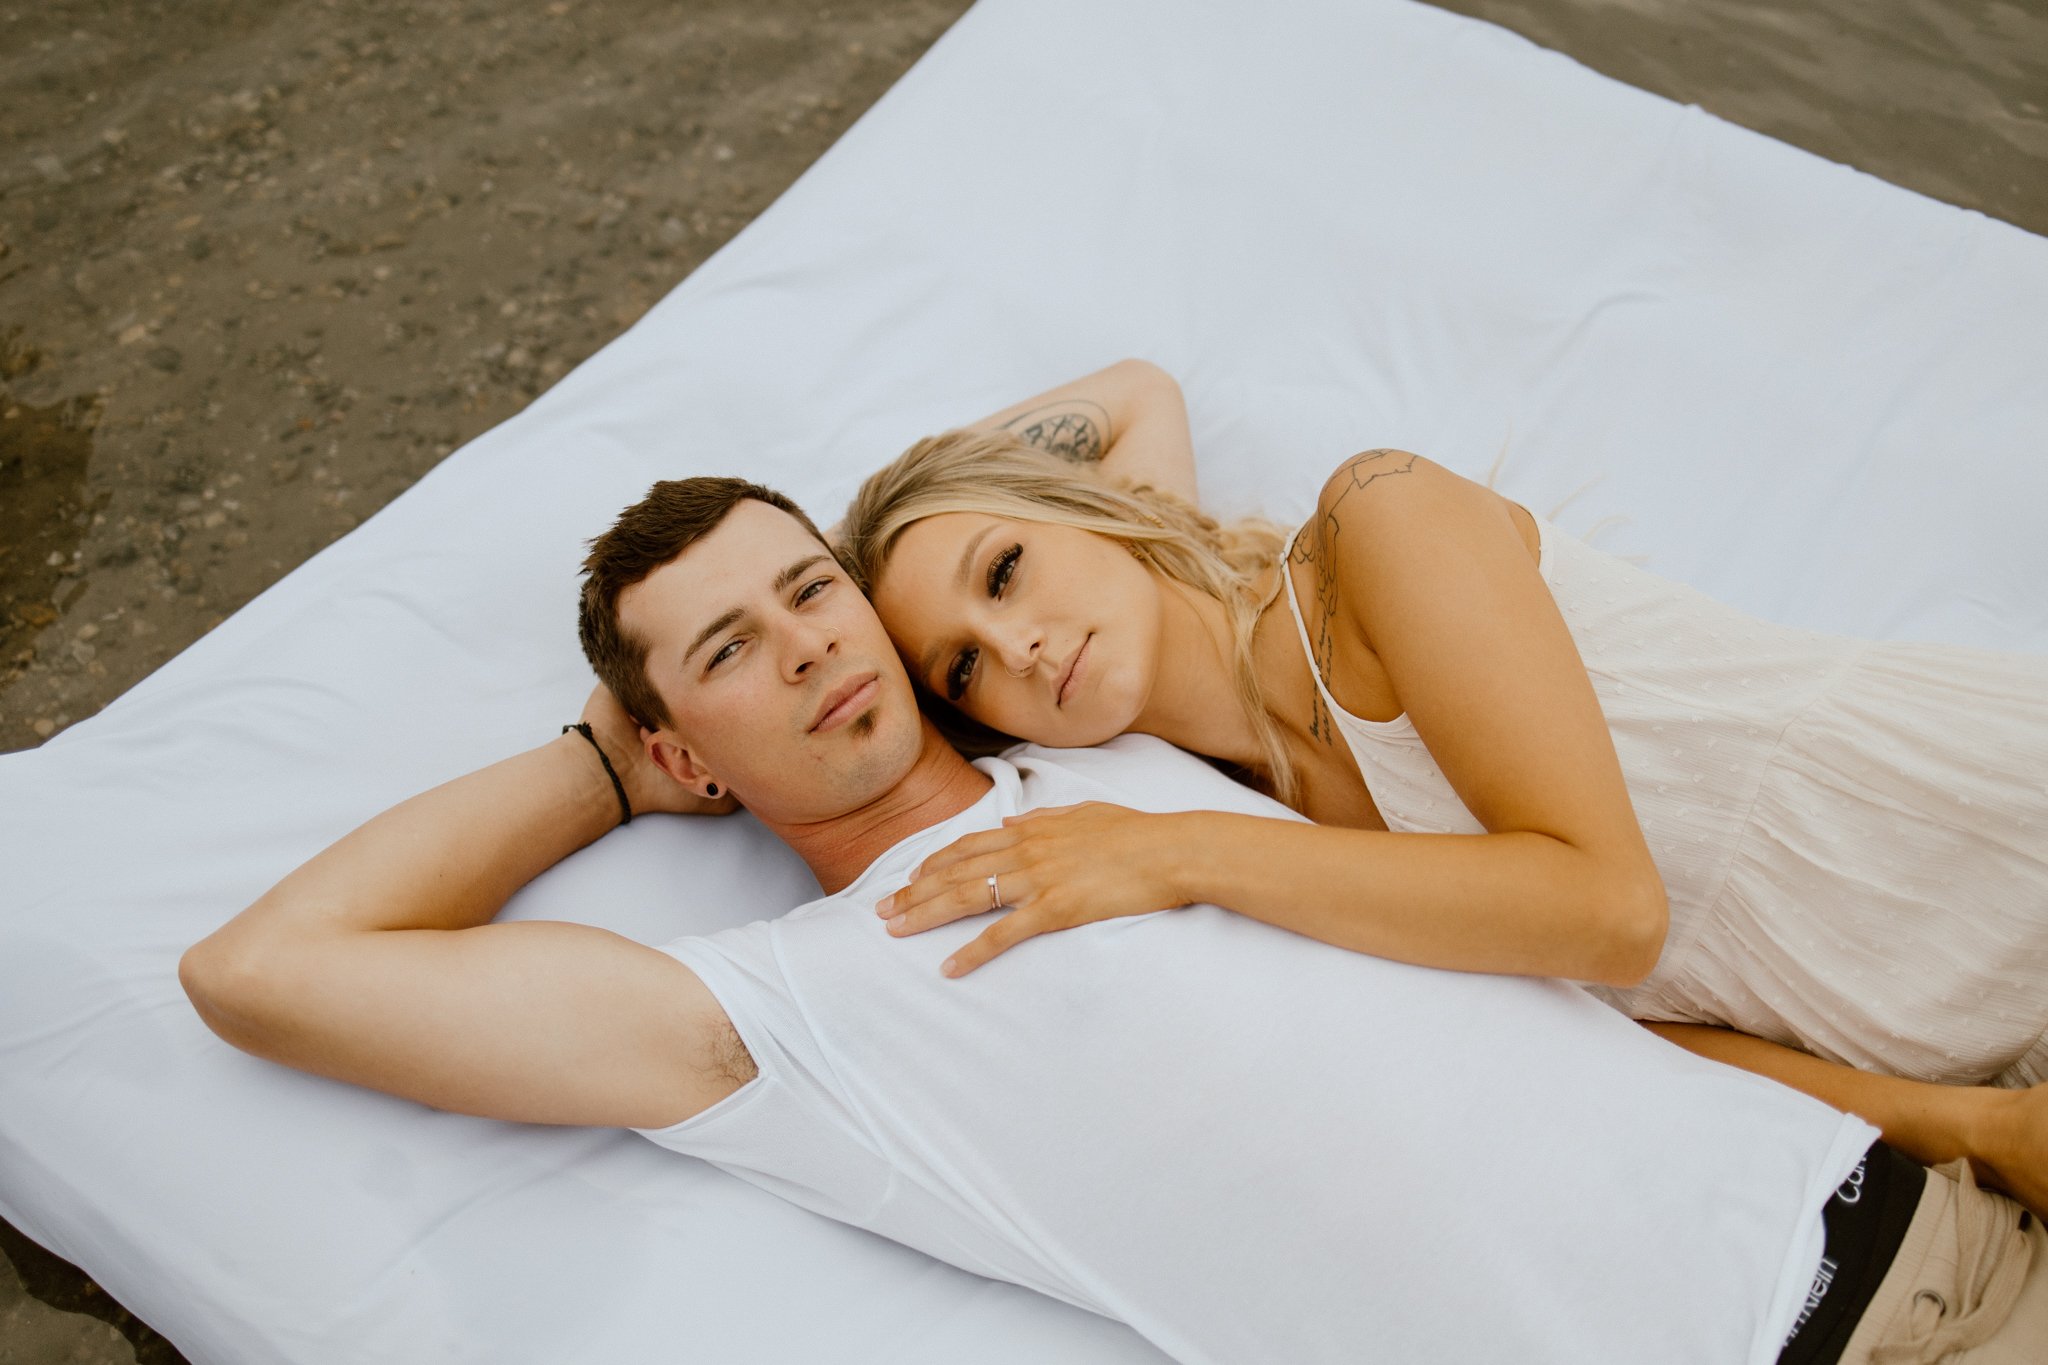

{"left": 634, "top": 736, "right": 1874, "bottom": 1365}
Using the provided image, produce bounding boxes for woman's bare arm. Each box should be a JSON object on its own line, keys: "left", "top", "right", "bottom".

{"left": 1164, "top": 450, "right": 1663, "bottom": 983}
{"left": 887, "top": 799, "right": 1659, "bottom": 985}
{"left": 1274, "top": 448, "right": 1669, "bottom": 979}
{"left": 967, "top": 357, "right": 1198, "bottom": 501}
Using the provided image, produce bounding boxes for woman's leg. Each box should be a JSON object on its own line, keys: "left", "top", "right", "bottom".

{"left": 1643, "top": 1022, "right": 2048, "bottom": 1218}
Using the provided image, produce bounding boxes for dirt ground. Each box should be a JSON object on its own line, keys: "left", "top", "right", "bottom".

{"left": 2, "top": 1, "right": 2044, "bottom": 1361}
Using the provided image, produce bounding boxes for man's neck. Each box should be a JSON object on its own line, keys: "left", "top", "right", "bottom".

{"left": 762, "top": 722, "right": 994, "bottom": 894}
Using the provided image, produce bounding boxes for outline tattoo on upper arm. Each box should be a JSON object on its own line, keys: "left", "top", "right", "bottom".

{"left": 1288, "top": 449, "right": 1418, "bottom": 745}
{"left": 1001, "top": 400, "right": 1110, "bottom": 463}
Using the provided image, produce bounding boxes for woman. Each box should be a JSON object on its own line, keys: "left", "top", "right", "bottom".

{"left": 835, "top": 358, "right": 2048, "bottom": 1211}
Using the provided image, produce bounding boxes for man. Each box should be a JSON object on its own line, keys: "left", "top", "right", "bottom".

{"left": 181, "top": 478, "right": 2043, "bottom": 1363}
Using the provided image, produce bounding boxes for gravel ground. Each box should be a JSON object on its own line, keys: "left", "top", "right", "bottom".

{"left": 2, "top": 1, "right": 2044, "bottom": 1361}
{"left": 0, "top": 0, "right": 970, "bottom": 754}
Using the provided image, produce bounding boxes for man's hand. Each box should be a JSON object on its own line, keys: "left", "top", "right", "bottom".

{"left": 578, "top": 684, "right": 738, "bottom": 818}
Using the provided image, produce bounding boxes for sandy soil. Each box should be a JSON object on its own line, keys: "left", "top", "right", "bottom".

{"left": 0, "top": 0, "right": 970, "bottom": 755}
{"left": 1, "top": 1, "right": 2043, "bottom": 1361}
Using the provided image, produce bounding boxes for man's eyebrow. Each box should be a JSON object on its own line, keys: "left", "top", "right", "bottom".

{"left": 681, "top": 555, "right": 833, "bottom": 667}
{"left": 682, "top": 607, "right": 744, "bottom": 667}
{"left": 775, "top": 554, "right": 830, "bottom": 593}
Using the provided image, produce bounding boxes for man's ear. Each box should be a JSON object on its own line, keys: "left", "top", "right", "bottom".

{"left": 644, "top": 730, "right": 721, "bottom": 799}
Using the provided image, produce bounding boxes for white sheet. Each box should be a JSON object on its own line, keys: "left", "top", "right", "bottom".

{"left": 3, "top": 0, "right": 2044, "bottom": 1360}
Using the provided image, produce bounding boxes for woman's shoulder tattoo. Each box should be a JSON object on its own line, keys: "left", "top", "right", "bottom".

{"left": 1287, "top": 450, "right": 1414, "bottom": 745}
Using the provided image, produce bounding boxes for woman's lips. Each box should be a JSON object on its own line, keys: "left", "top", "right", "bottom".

{"left": 810, "top": 674, "right": 880, "bottom": 733}
{"left": 1057, "top": 634, "right": 1091, "bottom": 709}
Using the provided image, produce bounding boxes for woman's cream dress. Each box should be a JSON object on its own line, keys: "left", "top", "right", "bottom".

{"left": 1280, "top": 514, "right": 2048, "bottom": 1087}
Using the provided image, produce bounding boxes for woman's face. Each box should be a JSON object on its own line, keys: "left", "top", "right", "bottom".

{"left": 870, "top": 511, "right": 1164, "bottom": 747}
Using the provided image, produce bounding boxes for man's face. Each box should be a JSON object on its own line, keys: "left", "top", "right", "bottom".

{"left": 621, "top": 498, "right": 925, "bottom": 827}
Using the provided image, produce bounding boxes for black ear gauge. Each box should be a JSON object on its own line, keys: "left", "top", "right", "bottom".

{"left": 706, "top": 783, "right": 720, "bottom": 797}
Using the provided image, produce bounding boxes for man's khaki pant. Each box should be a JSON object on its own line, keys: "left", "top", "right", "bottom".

{"left": 1839, "top": 1161, "right": 2046, "bottom": 1363}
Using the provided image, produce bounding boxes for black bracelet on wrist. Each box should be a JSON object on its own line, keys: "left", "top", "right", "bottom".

{"left": 562, "top": 721, "right": 633, "bottom": 827}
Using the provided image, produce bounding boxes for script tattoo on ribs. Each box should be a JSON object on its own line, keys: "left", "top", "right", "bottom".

{"left": 1003, "top": 401, "right": 1109, "bottom": 463}
{"left": 1288, "top": 449, "right": 1418, "bottom": 745}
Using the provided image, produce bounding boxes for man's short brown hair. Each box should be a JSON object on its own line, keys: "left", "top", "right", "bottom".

{"left": 577, "top": 477, "right": 826, "bottom": 732}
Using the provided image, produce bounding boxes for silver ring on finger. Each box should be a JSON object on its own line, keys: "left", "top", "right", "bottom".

{"left": 987, "top": 872, "right": 1003, "bottom": 911}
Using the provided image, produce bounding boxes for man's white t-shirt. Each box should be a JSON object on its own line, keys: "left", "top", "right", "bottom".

{"left": 634, "top": 735, "right": 1875, "bottom": 1365}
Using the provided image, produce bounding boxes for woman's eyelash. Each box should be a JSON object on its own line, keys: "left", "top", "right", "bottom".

{"left": 796, "top": 576, "right": 831, "bottom": 604}
{"left": 948, "top": 545, "right": 1019, "bottom": 696}
{"left": 945, "top": 647, "right": 978, "bottom": 701}
{"left": 987, "top": 544, "right": 1021, "bottom": 597}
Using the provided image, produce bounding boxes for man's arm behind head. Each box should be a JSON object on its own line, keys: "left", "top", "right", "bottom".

{"left": 180, "top": 718, "right": 749, "bottom": 1130}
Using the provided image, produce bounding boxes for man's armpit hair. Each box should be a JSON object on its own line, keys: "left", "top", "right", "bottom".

{"left": 1000, "top": 400, "right": 1110, "bottom": 463}
{"left": 704, "top": 1015, "right": 759, "bottom": 1089}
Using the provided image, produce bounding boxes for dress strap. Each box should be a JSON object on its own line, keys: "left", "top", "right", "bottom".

{"left": 1274, "top": 524, "right": 1345, "bottom": 717}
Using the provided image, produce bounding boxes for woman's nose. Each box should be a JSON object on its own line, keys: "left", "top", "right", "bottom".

{"left": 992, "top": 623, "right": 1040, "bottom": 676}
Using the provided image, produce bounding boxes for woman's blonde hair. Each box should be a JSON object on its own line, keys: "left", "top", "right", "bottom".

{"left": 836, "top": 428, "right": 1300, "bottom": 806}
